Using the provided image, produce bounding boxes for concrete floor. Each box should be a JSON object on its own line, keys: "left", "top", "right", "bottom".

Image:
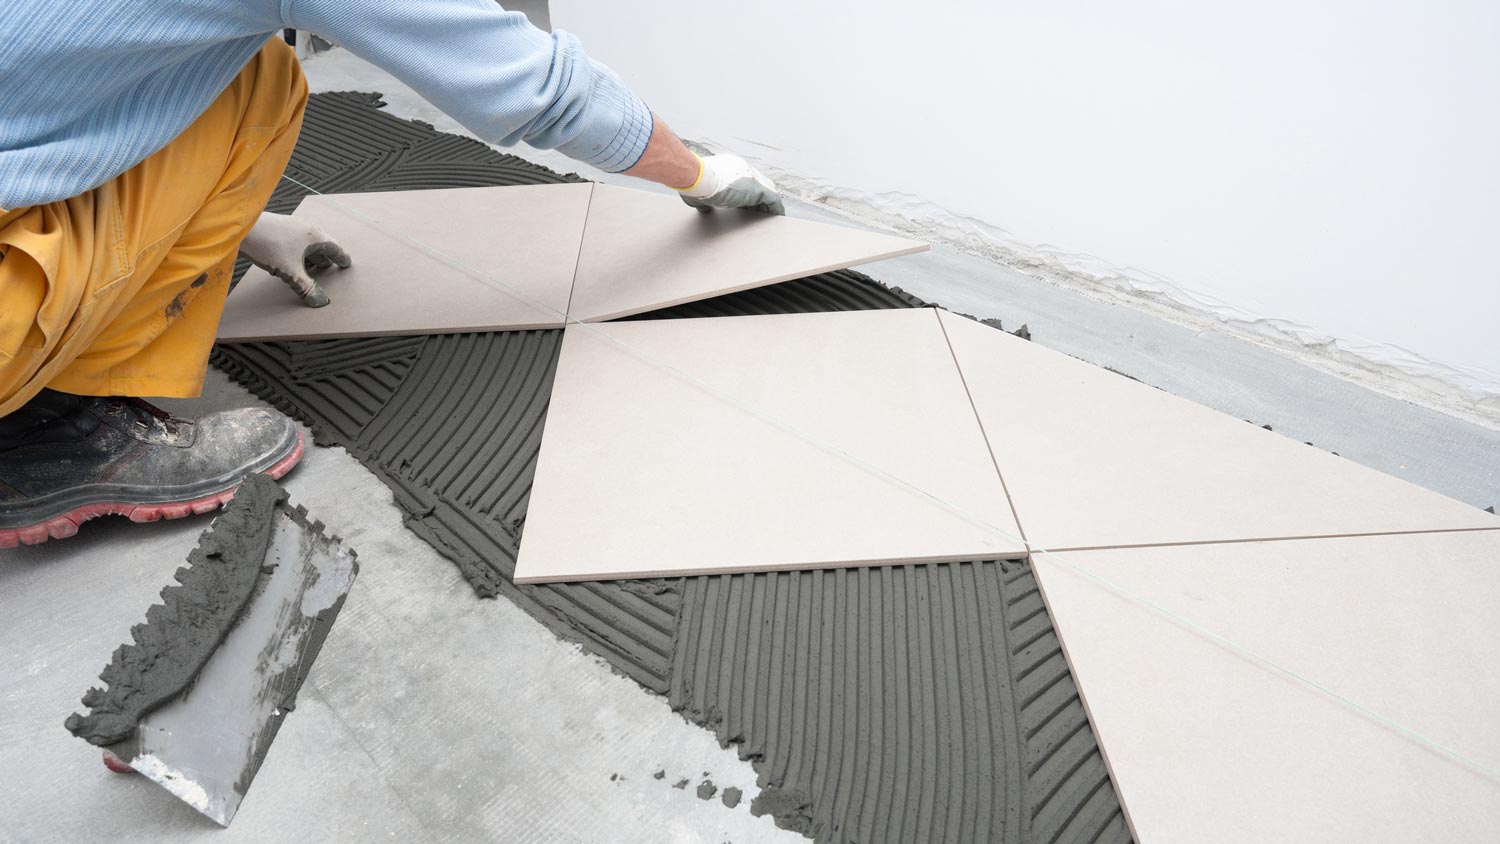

{"left": 3, "top": 48, "right": 1496, "bottom": 842}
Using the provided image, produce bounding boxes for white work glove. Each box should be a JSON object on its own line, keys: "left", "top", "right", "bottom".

{"left": 237, "top": 211, "right": 352, "bottom": 308}
{"left": 677, "top": 154, "right": 785, "bottom": 216}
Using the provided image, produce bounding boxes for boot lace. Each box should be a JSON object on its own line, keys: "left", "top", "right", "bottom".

{"left": 107, "top": 397, "right": 184, "bottom": 435}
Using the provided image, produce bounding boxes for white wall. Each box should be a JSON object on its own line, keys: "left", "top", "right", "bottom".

{"left": 554, "top": 1, "right": 1500, "bottom": 401}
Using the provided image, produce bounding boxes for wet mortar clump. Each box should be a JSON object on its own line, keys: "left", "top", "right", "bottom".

{"left": 65, "top": 474, "right": 285, "bottom": 746}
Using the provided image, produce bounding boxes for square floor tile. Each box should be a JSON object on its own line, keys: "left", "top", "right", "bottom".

{"left": 515, "top": 309, "right": 1025, "bottom": 583}
{"left": 938, "top": 311, "right": 1500, "bottom": 549}
{"left": 217, "top": 185, "right": 589, "bottom": 341}
{"left": 566, "top": 184, "right": 927, "bottom": 323}
{"left": 1033, "top": 531, "right": 1500, "bottom": 843}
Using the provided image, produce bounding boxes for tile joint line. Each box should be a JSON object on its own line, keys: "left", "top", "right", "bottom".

{"left": 934, "top": 309, "right": 1030, "bottom": 548}
{"left": 1043, "top": 524, "right": 1500, "bottom": 554}
{"left": 562, "top": 183, "right": 595, "bottom": 321}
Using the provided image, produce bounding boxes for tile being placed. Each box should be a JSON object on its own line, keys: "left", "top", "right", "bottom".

{"left": 217, "top": 185, "right": 591, "bottom": 341}
{"left": 937, "top": 311, "right": 1500, "bottom": 549}
{"left": 565, "top": 184, "right": 927, "bottom": 322}
{"left": 1032, "top": 531, "right": 1500, "bottom": 844}
{"left": 515, "top": 309, "right": 1025, "bottom": 583}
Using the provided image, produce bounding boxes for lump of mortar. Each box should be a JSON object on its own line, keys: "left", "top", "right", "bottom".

{"left": 619, "top": 579, "right": 680, "bottom": 598}
{"left": 673, "top": 778, "right": 690, "bottom": 790}
{"left": 750, "top": 786, "right": 814, "bottom": 835}
{"left": 721, "top": 786, "right": 742, "bottom": 809}
{"left": 64, "top": 474, "right": 285, "bottom": 746}
{"left": 696, "top": 780, "right": 717, "bottom": 800}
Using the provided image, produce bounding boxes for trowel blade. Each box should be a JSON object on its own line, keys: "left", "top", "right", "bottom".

{"left": 103, "top": 503, "right": 358, "bottom": 826}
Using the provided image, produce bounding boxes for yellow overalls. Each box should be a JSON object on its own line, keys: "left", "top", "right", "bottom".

{"left": 0, "top": 38, "right": 306, "bottom": 416}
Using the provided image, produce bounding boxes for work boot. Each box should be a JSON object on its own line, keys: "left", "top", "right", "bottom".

{"left": 0, "top": 389, "right": 303, "bottom": 548}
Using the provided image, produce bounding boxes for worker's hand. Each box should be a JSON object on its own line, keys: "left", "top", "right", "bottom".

{"left": 238, "top": 212, "right": 352, "bottom": 308}
{"left": 677, "top": 154, "right": 785, "bottom": 216}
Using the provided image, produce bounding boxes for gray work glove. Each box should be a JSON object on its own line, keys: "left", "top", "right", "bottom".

{"left": 677, "top": 154, "right": 785, "bottom": 216}
{"left": 237, "top": 211, "right": 352, "bottom": 308}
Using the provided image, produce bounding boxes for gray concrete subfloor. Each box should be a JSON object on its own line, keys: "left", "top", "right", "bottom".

{"left": 5, "top": 48, "right": 1498, "bottom": 843}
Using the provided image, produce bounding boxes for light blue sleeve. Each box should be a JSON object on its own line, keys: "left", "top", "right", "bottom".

{"left": 280, "top": 0, "right": 653, "bottom": 172}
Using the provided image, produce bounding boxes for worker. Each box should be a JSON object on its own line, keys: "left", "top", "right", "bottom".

{"left": 0, "top": 2, "right": 784, "bottom": 547}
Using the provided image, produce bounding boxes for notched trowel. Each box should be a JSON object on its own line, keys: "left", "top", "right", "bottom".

{"left": 63, "top": 473, "right": 358, "bottom": 826}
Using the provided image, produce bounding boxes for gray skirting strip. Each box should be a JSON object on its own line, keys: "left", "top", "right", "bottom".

{"left": 212, "top": 92, "right": 1131, "bottom": 844}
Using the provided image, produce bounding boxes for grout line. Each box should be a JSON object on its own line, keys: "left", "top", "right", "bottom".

{"left": 562, "top": 182, "right": 595, "bottom": 321}
{"left": 1039, "top": 525, "right": 1500, "bottom": 555}
{"left": 935, "top": 310, "right": 1030, "bottom": 547}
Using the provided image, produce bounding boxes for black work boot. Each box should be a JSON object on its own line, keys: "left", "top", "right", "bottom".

{"left": 0, "top": 389, "right": 303, "bottom": 547}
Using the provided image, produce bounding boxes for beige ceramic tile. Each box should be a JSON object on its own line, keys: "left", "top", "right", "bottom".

{"left": 515, "top": 309, "right": 1025, "bottom": 583}
{"left": 937, "top": 311, "right": 1500, "bottom": 549}
{"left": 1033, "top": 534, "right": 1500, "bottom": 844}
{"left": 566, "top": 184, "right": 928, "bottom": 323}
{"left": 217, "top": 185, "right": 591, "bottom": 341}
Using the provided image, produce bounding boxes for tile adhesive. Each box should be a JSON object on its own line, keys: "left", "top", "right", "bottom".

{"left": 212, "top": 93, "right": 1132, "bottom": 843}
{"left": 64, "top": 475, "right": 288, "bottom": 747}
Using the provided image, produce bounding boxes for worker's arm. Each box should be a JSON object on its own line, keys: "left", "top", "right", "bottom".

{"left": 280, "top": 0, "right": 781, "bottom": 212}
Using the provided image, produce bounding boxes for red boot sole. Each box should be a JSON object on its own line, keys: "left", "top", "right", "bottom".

{"left": 0, "top": 432, "right": 304, "bottom": 549}
{"left": 102, "top": 749, "right": 135, "bottom": 774}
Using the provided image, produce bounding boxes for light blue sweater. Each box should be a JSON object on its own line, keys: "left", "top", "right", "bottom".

{"left": 0, "top": 1, "right": 653, "bottom": 209}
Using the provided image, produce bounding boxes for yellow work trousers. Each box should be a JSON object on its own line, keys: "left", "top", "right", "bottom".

{"left": 0, "top": 38, "right": 306, "bottom": 417}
